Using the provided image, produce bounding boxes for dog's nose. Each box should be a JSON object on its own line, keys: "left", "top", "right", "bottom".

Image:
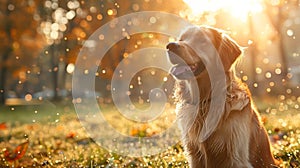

{"left": 166, "top": 42, "right": 180, "bottom": 50}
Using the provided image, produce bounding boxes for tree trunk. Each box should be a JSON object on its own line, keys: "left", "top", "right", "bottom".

{"left": 50, "top": 44, "right": 59, "bottom": 101}
{"left": 0, "top": 65, "right": 8, "bottom": 104}
{"left": 247, "top": 13, "right": 258, "bottom": 93}
{"left": 276, "top": 6, "right": 288, "bottom": 77}
{"left": 0, "top": 1, "right": 12, "bottom": 105}
{"left": 264, "top": 2, "right": 288, "bottom": 77}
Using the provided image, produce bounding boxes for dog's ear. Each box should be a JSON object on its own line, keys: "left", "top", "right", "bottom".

{"left": 210, "top": 29, "right": 242, "bottom": 71}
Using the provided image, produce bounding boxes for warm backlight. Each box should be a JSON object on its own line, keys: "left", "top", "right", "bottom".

{"left": 183, "top": 0, "right": 263, "bottom": 21}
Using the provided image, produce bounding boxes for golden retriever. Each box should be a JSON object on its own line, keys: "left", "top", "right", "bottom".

{"left": 167, "top": 26, "right": 277, "bottom": 168}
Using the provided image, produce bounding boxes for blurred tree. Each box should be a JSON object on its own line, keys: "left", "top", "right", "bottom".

{"left": 0, "top": 0, "right": 45, "bottom": 104}
{"left": 62, "top": 0, "right": 187, "bottom": 76}
{"left": 264, "top": 0, "right": 299, "bottom": 77}
{"left": 36, "top": 0, "right": 75, "bottom": 100}
{"left": 0, "top": 1, "right": 12, "bottom": 104}
{"left": 35, "top": 0, "right": 187, "bottom": 100}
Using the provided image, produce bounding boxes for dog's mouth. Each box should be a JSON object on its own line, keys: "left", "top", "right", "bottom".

{"left": 166, "top": 44, "right": 206, "bottom": 80}
{"left": 170, "top": 61, "right": 205, "bottom": 80}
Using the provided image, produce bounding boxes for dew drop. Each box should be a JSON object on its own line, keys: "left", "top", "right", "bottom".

{"left": 99, "top": 34, "right": 105, "bottom": 40}
{"left": 107, "top": 9, "right": 114, "bottom": 15}
{"left": 149, "top": 17, "right": 157, "bottom": 24}
{"left": 86, "top": 15, "right": 92, "bottom": 21}
{"left": 287, "top": 29, "right": 294, "bottom": 36}
{"left": 253, "top": 83, "right": 258, "bottom": 88}
{"left": 265, "top": 72, "right": 272, "bottom": 79}
{"left": 287, "top": 73, "right": 293, "bottom": 79}
{"left": 256, "top": 67, "right": 262, "bottom": 74}
{"left": 97, "top": 14, "right": 103, "bottom": 20}
{"left": 263, "top": 58, "right": 269, "bottom": 64}
{"left": 132, "top": 4, "right": 140, "bottom": 11}
{"left": 8, "top": 4, "right": 15, "bottom": 11}
{"left": 151, "top": 71, "right": 156, "bottom": 75}
{"left": 275, "top": 68, "right": 282, "bottom": 75}
{"left": 25, "top": 94, "right": 33, "bottom": 101}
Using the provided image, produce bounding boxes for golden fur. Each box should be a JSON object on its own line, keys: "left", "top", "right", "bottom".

{"left": 167, "top": 26, "right": 277, "bottom": 168}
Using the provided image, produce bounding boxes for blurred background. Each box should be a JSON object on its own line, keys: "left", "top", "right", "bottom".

{"left": 0, "top": 0, "right": 299, "bottom": 105}
{"left": 0, "top": 0, "right": 299, "bottom": 107}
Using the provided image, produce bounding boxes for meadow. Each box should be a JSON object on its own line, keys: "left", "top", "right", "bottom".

{"left": 0, "top": 97, "right": 299, "bottom": 168}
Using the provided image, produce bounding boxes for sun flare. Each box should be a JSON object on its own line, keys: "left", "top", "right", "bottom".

{"left": 183, "top": 0, "right": 263, "bottom": 21}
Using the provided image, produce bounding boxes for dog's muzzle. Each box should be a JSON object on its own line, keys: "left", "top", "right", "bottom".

{"left": 167, "top": 42, "right": 205, "bottom": 80}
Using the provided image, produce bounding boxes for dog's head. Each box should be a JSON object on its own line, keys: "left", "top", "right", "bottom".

{"left": 167, "top": 26, "right": 242, "bottom": 80}
{"left": 167, "top": 26, "right": 243, "bottom": 142}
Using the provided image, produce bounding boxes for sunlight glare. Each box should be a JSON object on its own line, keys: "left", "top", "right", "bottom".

{"left": 183, "top": 0, "right": 263, "bottom": 22}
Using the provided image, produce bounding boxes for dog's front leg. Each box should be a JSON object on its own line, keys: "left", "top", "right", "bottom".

{"left": 188, "top": 154, "right": 206, "bottom": 168}
{"left": 185, "top": 143, "right": 206, "bottom": 168}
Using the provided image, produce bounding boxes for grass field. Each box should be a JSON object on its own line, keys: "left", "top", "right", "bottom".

{"left": 0, "top": 97, "right": 299, "bottom": 167}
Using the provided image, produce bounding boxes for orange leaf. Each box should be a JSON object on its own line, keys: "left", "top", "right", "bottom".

{"left": 261, "top": 116, "right": 267, "bottom": 124}
{"left": 66, "top": 132, "right": 76, "bottom": 139}
{"left": 0, "top": 122, "right": 7, "bottom": 130}
{"left": 4, "top": 141, "right": 29, "bottom": 162}
{"left": 130, "top": 128, "right": 139, "bottom": 136}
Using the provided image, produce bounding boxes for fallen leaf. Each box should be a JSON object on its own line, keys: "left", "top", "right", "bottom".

{"left": 0, "top": 122, "right": 7, "bottom": 130}
{"left": 66, "top": 132, "right": 76, "bottom": 139}
{"left": 4, "top": 141, "right": 29, "bottom": 162}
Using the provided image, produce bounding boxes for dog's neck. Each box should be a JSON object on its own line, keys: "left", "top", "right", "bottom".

{"left": 174, "top": 80, "right": 198, "bottom": 105}
{"left": 176, "top": 70, "right": 237, "bottom": 106}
